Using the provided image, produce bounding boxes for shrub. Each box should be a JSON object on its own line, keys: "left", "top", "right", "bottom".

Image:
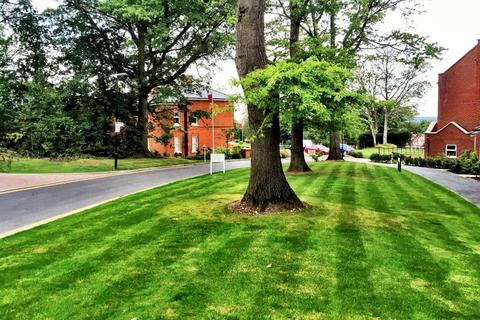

{"left": 230, "top": 152, "right": 242, "bottom": 159}
{"left": 347, "top": 151, "right": 363, "bottom": 158}
{"left": 472, "top": 161, "right": 480, "bottom": 177}
{"left": 458, "top": 150, "right": 479, "bottom": 174}
{"left": 0, "top": 148, "right": 14, "bottom": 173}
{"left": 370, "top": 153, "right": 391, "bottom": 163}
{"left": 0, "top": 158, "right": 12, "bottom": 173}
{"left": 450, "top": 161, "right": 464, "bottom": 174}
{"left": 441, "top": 158, "right": 456, "bottom": 170}
{"left": 280, "top": 148, "right": 290, "bottom": 159}
{"left": 425, "top": 157, "right": 436, "bottom": 168}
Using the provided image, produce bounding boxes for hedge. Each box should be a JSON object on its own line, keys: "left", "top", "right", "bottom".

{"left": 358, "top": 131, "right": 412, "bottom": 149}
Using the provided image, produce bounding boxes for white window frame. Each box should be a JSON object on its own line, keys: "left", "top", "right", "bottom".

{"left": 174, "top": 136, "right": 182, "bottom": 154}
{"left": 192, "top": 135, "right": 199, "bottom": 153}
{"left": 445, "top": 144, "right": 457, "bottom": 158}
{"left": 191, "top": 115, "right": 198, "bottom": 126}
{"left": 173, "top": 111, "right": 180, "bottom": 124}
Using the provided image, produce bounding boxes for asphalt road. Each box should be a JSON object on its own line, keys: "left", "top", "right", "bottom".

{"left": 0, "top": 160, "right": 250, "bottom": 237}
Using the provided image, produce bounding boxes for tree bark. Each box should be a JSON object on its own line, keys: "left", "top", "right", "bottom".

{"left": 137, "top": 93, "right": 149, "bottom": 154}
{"left": 383, "top": 107, "right": 388, "bottom": 144}
{"left": 327, "top": 131, "right": 343, "bottom": 160}
{"left": 288, "top": 117, "right": 311, "bottom": 172}
{"left": 234, "top": 0, "right": 304, "bottom": 212}
{"left": 371, "top": 128, "right": 377, "bottom": 146}
{"left": 287, "top": 1, "right": 311, "bottom": 173}
{"left": 136, "top": 25, "right": 150, "bottom": 154}
{"left": 325, "top": 5, "right": 342, "bottom": 161}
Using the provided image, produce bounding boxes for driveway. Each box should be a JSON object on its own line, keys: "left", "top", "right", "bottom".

{"left": 0, "top": 160, "right": 250, "bottom": 238}
{"left": 346, "top": 157, "right": 480, "bottom": 207}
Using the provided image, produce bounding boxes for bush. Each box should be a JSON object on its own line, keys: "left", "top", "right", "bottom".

{"left": 401, "top": 152, "right": 480, "bottom": 175}
{"left": 280, "top": 148, "right": 290, "bottom": 159}
{"left": 208, "top": 147, "right": 244, "bottom": 160}
{"left": 370, "top": 153, "right": 391, "bottom": 163}
{"left": 472, "top": 161, "right": 480, "bottom": 177}
{"left": 0, "top": 158, "right": 12, "bottom": 173}
{"left": 450, "top": 161, "right": 464, "bottom": 174}
{"left": 458, "top": 150, "right": 479, "bottom": 174}
{"left": 230, "top": 152, "right": 242, "bottom": 159}
{"left": 441, "top": 158, "right": 456, "bottom": 170}
{"left": 0, "top": 148, "right": 14, "bottom": 173}
{"left": 347, "top": 151, "right": 363, "bottom": 158}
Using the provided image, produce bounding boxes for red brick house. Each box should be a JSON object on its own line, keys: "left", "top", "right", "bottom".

{"left": 425, "top": 41, "right": 480, "bottom": 158}
{"left": 148, "top": 89, "right": 234, "bottom": 157}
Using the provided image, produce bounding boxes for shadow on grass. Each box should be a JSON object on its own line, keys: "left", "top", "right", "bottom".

{"left": 334, "top": 162, "right": 378, "bottom": 317}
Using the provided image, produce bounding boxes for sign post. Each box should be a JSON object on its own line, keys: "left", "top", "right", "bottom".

{"left": 210, "top": 153, "right": 225, "bottom": 175}
{"left": 114, "top": 121, "right": 124, "bottom": 170}
{"left": 208, "top": 92, "right": 215, "bottom": 153}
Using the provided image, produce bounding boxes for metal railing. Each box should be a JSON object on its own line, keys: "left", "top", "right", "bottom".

{"left": 376, "top": 147, "right": 425, "bottom": 158}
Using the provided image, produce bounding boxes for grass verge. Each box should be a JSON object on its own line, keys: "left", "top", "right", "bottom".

{"left": 1, "top": 162, "right": 479, "bottom": 319}
{"left": 1, "top": 157, "right": 199, "bottom": 173}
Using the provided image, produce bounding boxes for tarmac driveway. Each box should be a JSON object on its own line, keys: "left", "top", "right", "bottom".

{"left": 0, "top": 160, "right": 250, "bottom": 238}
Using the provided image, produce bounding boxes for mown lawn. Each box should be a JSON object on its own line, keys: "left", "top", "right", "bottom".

{"left": 1, "top": 162, "right": 480, "bottom": 319}
{"left": 2, "top": 157, "right": 199, "bottom": 173}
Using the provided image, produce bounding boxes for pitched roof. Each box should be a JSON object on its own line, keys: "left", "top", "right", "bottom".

{"left": 440, "top": 41, "right": 479, "bottom": 76}
{"left": 425, "top": 121, "right": 470, "bottom": 135}
{"left": 184, "top": 88, "right": 229, "bottom": 101}
{"left": 425, "top": 121, "right": 437, "bottom": 133}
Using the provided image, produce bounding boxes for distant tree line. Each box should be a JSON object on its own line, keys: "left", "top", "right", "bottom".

{"left": 0, "top": 0, "right": 234, "bottom": 157}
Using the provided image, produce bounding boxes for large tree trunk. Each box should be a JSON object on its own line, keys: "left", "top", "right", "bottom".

{"left": 287, "top": 2, "right": 311, "bottom": 173}
{"left": 137, "top": 93, "right": 149, "bottom": 154}
{"left": 288, "top": 117, "right": 311, "bottom": 172}
{"left": 327, "top": 131, "right": 343, "bottom": 160}
{"left": 383, "top": 107, "right": 388, "bottom": 144}
{"left": 136, "top": 26, "right": 150, "bottom": 154}
{"left": 233, "top": 0, "right": 304, "bottom": 212}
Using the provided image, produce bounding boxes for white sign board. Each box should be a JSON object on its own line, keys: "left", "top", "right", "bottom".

{"left": 115, "top": 121, "right": 124, "bottom": 133}
{"left": 210, "top": 153, "right": 225, "bottom": 175}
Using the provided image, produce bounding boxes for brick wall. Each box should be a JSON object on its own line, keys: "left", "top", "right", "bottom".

{"left": 438, "top": 42, "right": 480, "bottom": 131}
{"left": 426, "top": 125, "right": 477, "bottom": 158}
{"left": 147, "top": 100, "right": 234, "bottom": 156}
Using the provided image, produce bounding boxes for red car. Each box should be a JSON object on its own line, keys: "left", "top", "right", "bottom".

{"left": 304, "top": 144, "right": 330, "bottom": 154}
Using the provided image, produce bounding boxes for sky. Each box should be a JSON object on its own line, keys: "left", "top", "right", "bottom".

{"left": 33, "top": 0, "right": 480, "bottom": 117}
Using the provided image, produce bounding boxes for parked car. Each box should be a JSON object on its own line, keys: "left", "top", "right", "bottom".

{"left": 304, "top": 144, "right": 330, "bottom": 154}
{"left": 340, "top": 144, "right": 355, "bottom": 153}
